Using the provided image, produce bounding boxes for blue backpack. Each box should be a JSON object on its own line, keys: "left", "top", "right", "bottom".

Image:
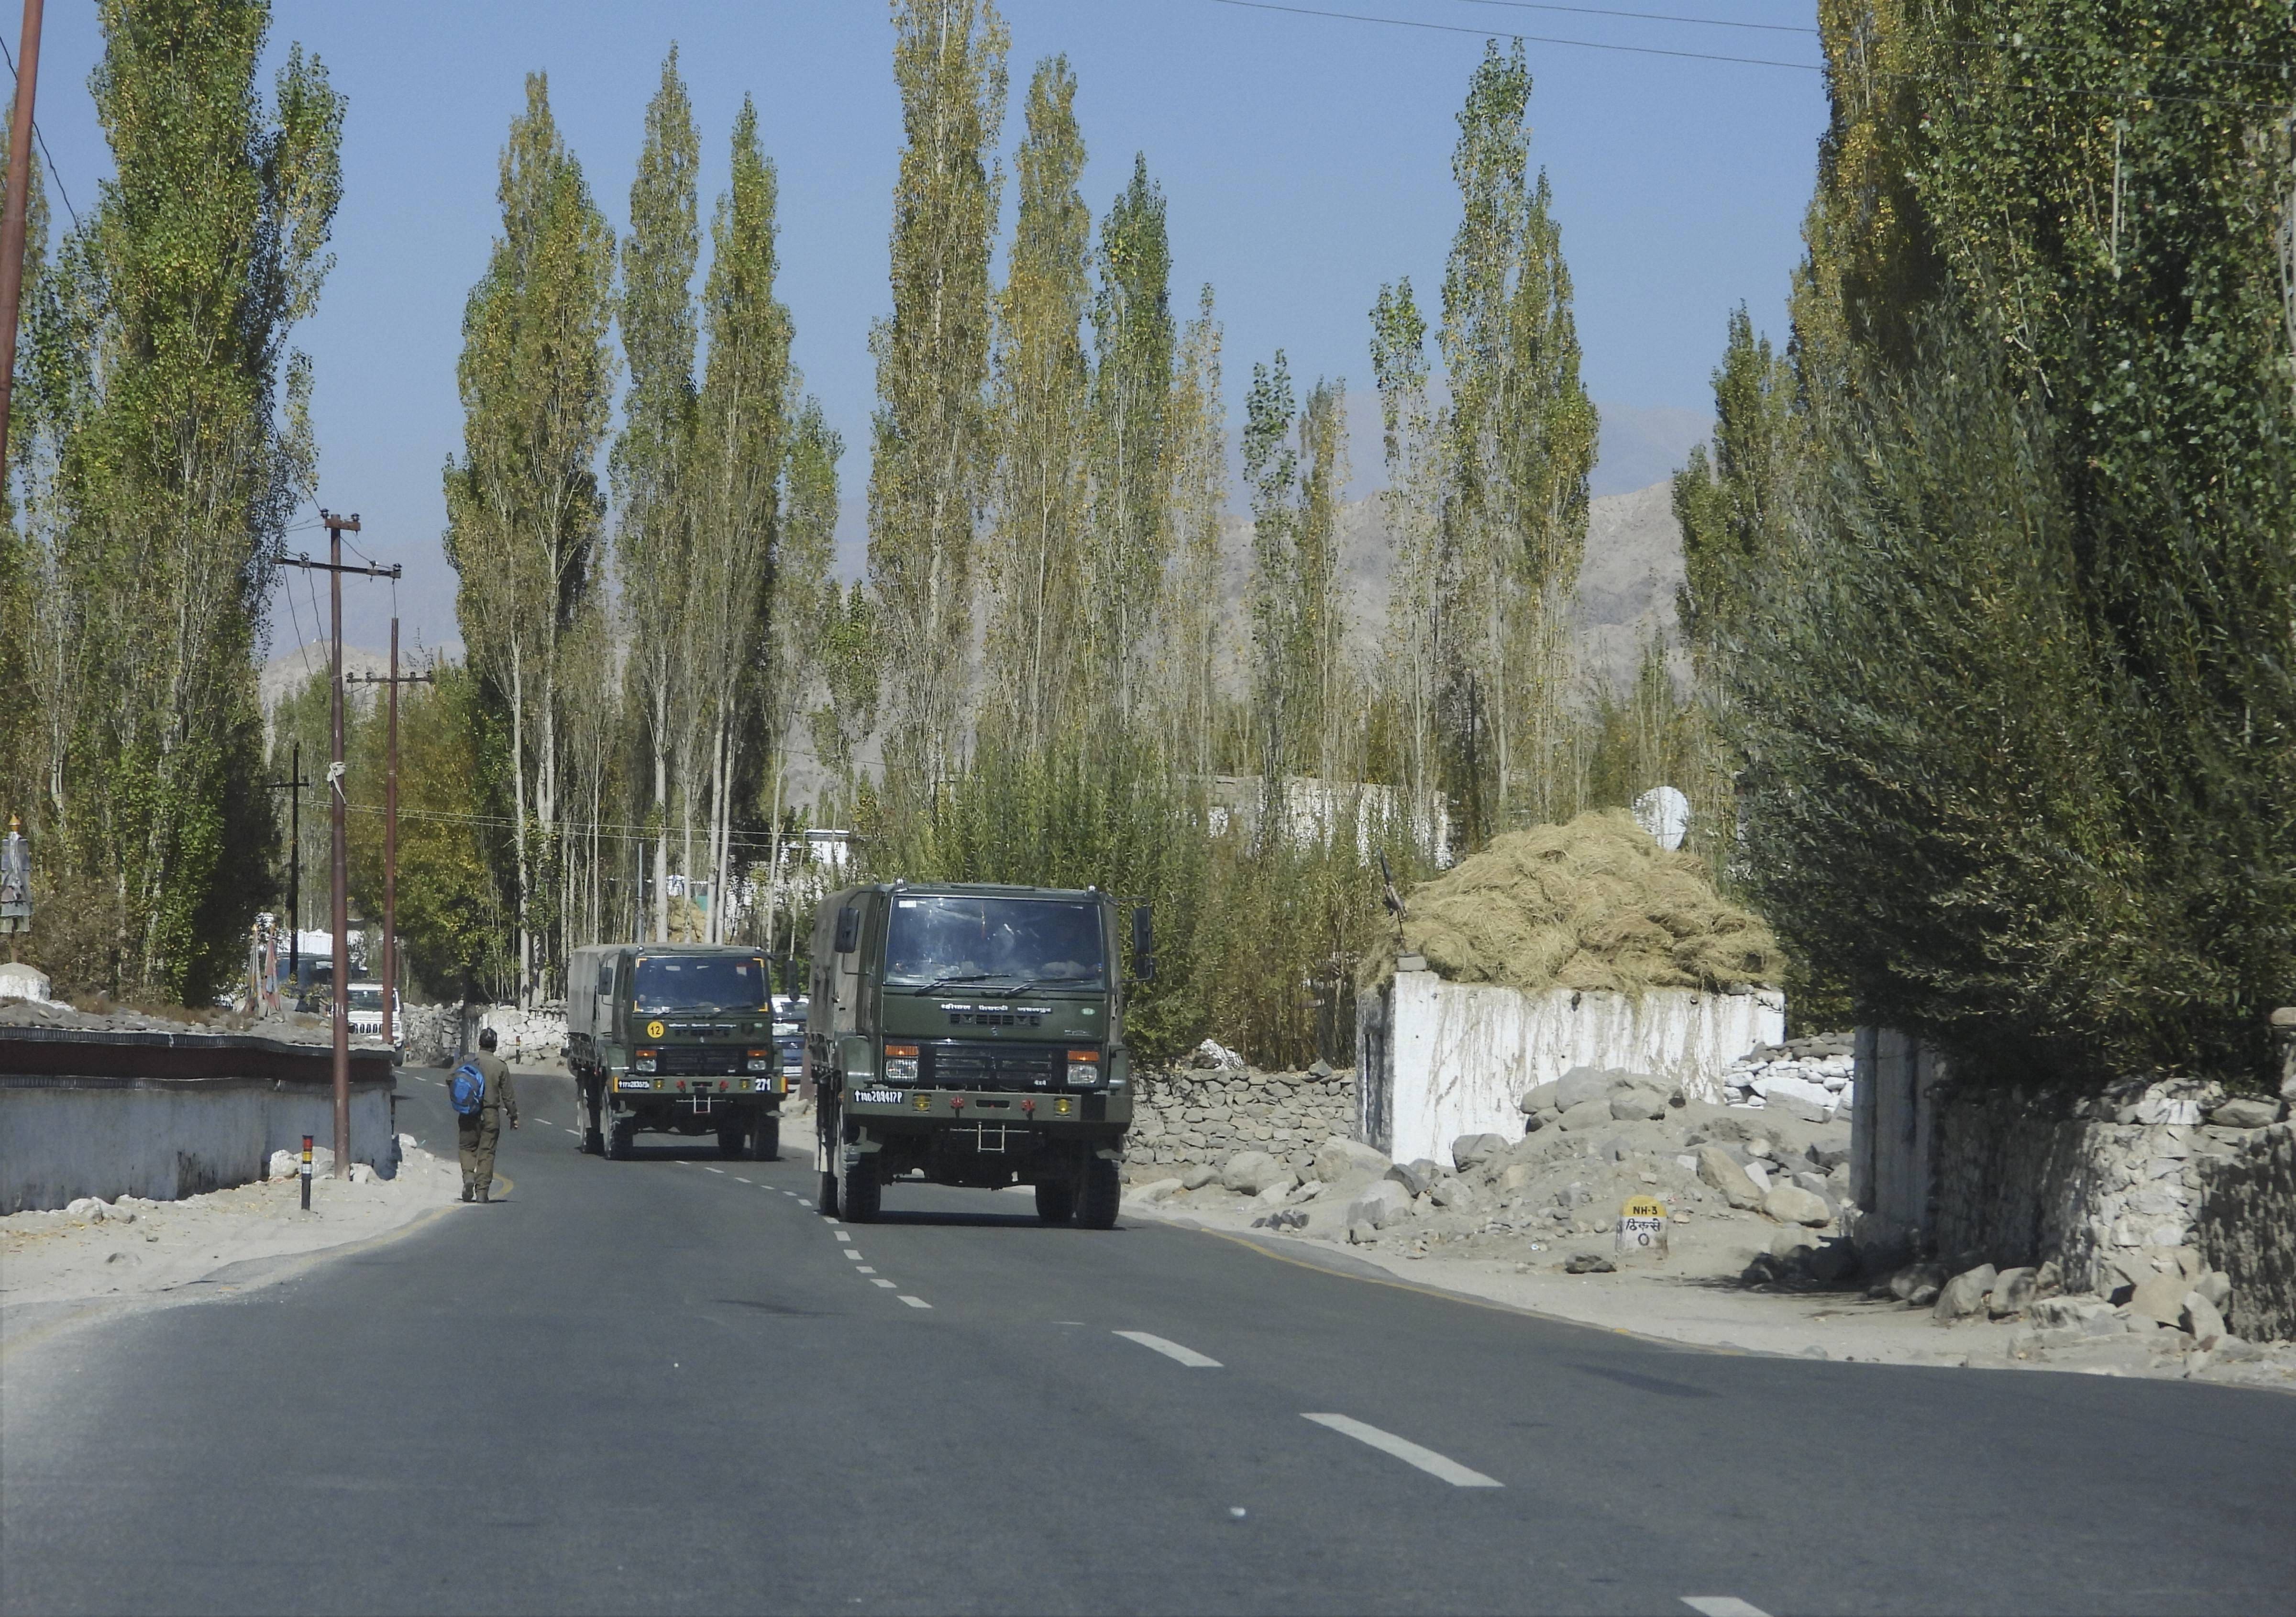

{"left": 449, "top": 1057, "right": 487, "bottom": 1117}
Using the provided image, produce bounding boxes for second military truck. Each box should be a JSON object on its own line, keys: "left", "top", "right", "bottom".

{"left": 567, "top": 943, "right": 793, "bottom": 1160}
{"left": 809, "top": 883, "right": 1148, "bottom": 1225}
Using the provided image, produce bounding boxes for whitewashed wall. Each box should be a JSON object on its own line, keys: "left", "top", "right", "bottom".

{"left": 1369, "top": 969, "right": 1784, "bottom": 1166}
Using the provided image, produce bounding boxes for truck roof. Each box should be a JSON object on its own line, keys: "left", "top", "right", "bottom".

{"left": 850, "top": 881, "right": 1106, "bottom": 901}
{"left": 573, "top": 942, "right": 770, "bottom": 955}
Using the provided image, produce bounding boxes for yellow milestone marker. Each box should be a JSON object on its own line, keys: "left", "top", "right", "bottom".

{"left": 1617, "top": 1194, "right": 1669, "bottom": 1259}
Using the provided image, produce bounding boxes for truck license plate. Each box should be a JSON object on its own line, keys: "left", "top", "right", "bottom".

{"left": 854, "top": 1088, "right": 901, "bottom": 1105}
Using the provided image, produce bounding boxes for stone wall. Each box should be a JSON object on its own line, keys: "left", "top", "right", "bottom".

{"left": 1127, "top": 1060, "right": 1358, "bottom": 1177}
{"left": 1855, "top": 1030, "right": 2295, "bottom": 1339}
{"left": 399, "top": 1003, "right": 567, "bottom": 1070}
{"left": 2197, "top": 1126, "right": 2296, "bottom": 1343}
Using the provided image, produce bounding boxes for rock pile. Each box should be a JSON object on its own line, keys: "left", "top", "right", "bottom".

{"left": 1128, "top": 1059, "right": 1357, "bottom": 1173}
{"left": 1717, "top": 1033, "right": 1854, "bottom": 1120}
{"left": 1134, "top": 1063, "right": 1858, "bottom": 1277}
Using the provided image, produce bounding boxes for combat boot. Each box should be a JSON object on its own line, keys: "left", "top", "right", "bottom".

{"left": 462, "top": 1185, "right": 474, "bottom": 1203}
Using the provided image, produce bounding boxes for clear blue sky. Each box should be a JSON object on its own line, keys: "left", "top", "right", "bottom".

{"left": 21, "top": 0, "right": 1829, "bottom": 658}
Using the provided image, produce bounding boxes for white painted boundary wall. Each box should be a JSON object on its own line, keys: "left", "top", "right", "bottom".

{"left": 1376, "top": 969, "right": 1784, "bottom": 1166}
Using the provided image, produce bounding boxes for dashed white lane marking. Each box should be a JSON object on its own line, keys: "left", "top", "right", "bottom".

{"left": 734, "top": 1177, "right": 752, "bottom": 1185}
{"left": 844, "top": 1250, "right": 863, "bottom": 1261}
{"left": 833, "top": 1231, "right": 850, "bottom": 1242}
{"left": 898, "top": 1296, "right": 932, "bottom": 1309}
{"left": 1300, "top": 1414, "right": 1501, "bottom": 1488}
{"left": 1114, "top": 1331, "right": 1222, "bottom": 1369}
{"left": 706, "top": 1167, "right": 725, "bottom": 1174}
{"left": 870, "top": 1278, "right": 896, "bottom": 1289}
{"left": 856, "top": 1266, "right": 876, "bottom": 1274}
{"left": 1681, "top": 1601, "right": 1771, "bottom": 1617}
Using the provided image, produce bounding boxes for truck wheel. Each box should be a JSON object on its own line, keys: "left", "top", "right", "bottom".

{"left": 607, "top": 1120, "right": 634, "bottom": 1161}
{"left": 1077, "top": 1155, "right": 1120, "bottom": 1229}
{"left": 817, "top": 1169, "right": 839, "bottom": 1214}
{"left": 753, "top": 1117, "right": 780, "bottom": 1162}
{"left": 717, "top": 1121, "right": 746, "bottom": 1158}
{"left": 1034, "top": 1180, "right": 1075, "bottom": 1225}
{"left": 839, "top": 1157, "right": 882, "bottom": 1223}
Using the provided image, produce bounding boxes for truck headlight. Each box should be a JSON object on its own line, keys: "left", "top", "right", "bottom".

{"left": 1066, "top": 1050, "right": 1101, "bottom": 1087}
{"left": 884, "top": 1044, "right": 918, "bottom": 1085}
{"left": 635, "top": 1051, "right": 657, "bottom": 1073}
{"left": 745, "top": 1050, "right": 770, "bottom": 1072}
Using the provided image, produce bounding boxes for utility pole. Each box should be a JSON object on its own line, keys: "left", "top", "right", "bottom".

{"left": 264, "top": 740, "right": 311, "bottom": 996}
{"left": 348, "top": 619, "right": 433, "bottom": 1050}
{"left": 276, "top": 514, "right": 397, "bottom": 1177}
{"left": 0, "top": 0, "right": 44, "bottom": 478}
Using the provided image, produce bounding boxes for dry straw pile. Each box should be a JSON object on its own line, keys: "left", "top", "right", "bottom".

{"left": 1382, "top": 810, "right": 1780, "bottom": 995}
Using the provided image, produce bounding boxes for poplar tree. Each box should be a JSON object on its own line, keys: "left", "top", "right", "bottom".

{"left": 984, "top": 55, "right": 1089, "bottom": 756}
{"left": 1672, "top": 304, "right": 1796, "bottom": 657}
{"left": 868, "top": 0, "right": 1007, "bottom": 789}
{"left": 611, "top": 51, "right": 699, "bottom": 943}
{"left": 1158, "top": 285, "right": 1227, "bottom": 784}
{"left": 1369, "top": 277, "right": 1441, "bottom": 854}
{"left": 687, "top": 96, "right": 793, "bottom": 941}
{"left": 1088, "top": 155, "right": 1174, "bottom": 724}
{"left": 444, "top": 73, "right": 615, "bottom": 1001}
{"left": 764, "top": 396, "right": 841, "bottom": 940}
{"left": 26, "top": 0, "right": 340, "bottom": 997}
{"left": 1436, "top": 41, "right": 1595, "bottom": 844}
{"left": 1244, "top": 354, "right": 1348, "bottom": 797}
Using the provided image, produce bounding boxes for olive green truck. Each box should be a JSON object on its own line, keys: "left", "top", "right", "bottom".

{"left": 567, "top": 943, "right": 793, "bottom": 1161}
{"left": 808, "top": 883, "right": 1149, "bottom": 1226}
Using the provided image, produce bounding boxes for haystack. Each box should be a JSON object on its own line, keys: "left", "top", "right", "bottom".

{"left": 1378, "top": 810, "right": 1779, "bottom": 996}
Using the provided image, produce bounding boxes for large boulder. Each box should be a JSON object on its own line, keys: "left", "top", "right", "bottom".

{"left": 1430, "top": 1177, "right": 1478, "bottom": 1212}
{"left": 1988, "top": 1266, "right": 2037, "bottom": 1318}
{"left": 1516, "top": 1080, "right": 1561, "bottom": 1116}
{"left": 1556, "top": 1065, "right": 1624, "bottom": 1111}
{"left": 1452, "top": 1133, "right": 1510, "bottom": 1174}
{"left": 1313, "top": 1135, "right": 1391, "bottom": 1186}
{"left": 1386, "top": 1158, "right": 1441, "bottom": 1197}
{"left": 1696, "top": 1144, "right": 1765, "bottom": 1210}
{"left": 1932, "top": 1264, "right": 1998, "bottom": 1321}
{"left": 1754, "top": 1073, "right": 1837, "bottom": 1122}
{"left": 1345, "top": 1179, "right": 1414, "bottom": 1230}
{"left": 1556, "top": 1098, "right": 1615, "bottom": 1133}
{"left": 1609, "top": 1087, "right": 1668, "bottom": 1122}
{"left": 2208, "top": 1096, "right": 2283, "bottom": 1130}
{"left": 2128, "top": 1271, "right": 2192, "bottom": 1327}
{"left": 2180, "top": 1291, "right": 2228, "bottom": 1346}
{"left": 1180, "top": 1164, "right": 1220, "bottom": 1191}
{"left": 1222, "top": 1151, "right": 1292, "bottom": 1196}
{"left": 1761, "top": 1184, "right": 1832, "bottom": 1228}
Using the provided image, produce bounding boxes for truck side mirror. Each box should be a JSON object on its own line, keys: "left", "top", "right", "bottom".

{"left": 1131, "top": 904, "right": 1154, "bottom": 982}
{"left": 833, "top": 905, "right": 860, "bottom": 955}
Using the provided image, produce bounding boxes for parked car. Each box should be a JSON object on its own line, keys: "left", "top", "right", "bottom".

{"left": 344, "top": 982, "right": 398, "bottom": 1038}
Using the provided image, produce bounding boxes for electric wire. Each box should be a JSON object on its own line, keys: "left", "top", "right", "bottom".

{"left": 1461, "top": 0, "right": 1813, "bottom": 36}
{"left": 1209, "top": 0, "right": 2296, "bottom": 109}
{"left": 0, "top": 33, "right": 78, "bottom": 233}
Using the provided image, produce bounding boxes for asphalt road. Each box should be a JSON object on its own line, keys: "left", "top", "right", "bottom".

{"left": 5, "top": 1071, "right": 2294, "bottom": 1617}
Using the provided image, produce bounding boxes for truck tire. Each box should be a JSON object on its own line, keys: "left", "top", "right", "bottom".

{"left": 717, "top": 1121, "right": 747, "bottom": 1158}
{"left": 1077, "top": 1155, "right": 1120, "bottom": 1229}
{"left": 839, "top": 1157, "right": 881, "bottom": 1223}
{"left": 607, "top": 1120, "right": 634, "bottom": 1161}
{"left": 1034, "top": 1180, "right": 1075, "bottom": 1225}
{"left": 817, "top": 1169, "right": 839, "bottom": 1214}
{"left": 753, "top": 1117, "right": 780, "bottom": 1162}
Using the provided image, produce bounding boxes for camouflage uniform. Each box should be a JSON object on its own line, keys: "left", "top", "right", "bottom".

{"left": 457, "top": 1051, "right": 517, "bottom": 1201}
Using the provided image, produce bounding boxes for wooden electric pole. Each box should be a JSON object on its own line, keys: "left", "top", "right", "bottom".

{"left": 0, "top": 0, "right": 43, "bottom": 478}
{"left": 276, "top": 514, "right": 397, "bottom": 1176}
{"left": 347, "top": 619, "right": 433, "bottom": 1050}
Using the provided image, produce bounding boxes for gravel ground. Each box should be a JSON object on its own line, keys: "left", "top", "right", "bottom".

{"left": 0, "top": 1137, "right": 461, "bottom": 1350}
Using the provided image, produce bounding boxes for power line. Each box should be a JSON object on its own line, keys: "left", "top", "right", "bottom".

{"left": 1208, "top": 0, "right": 2296, "bottom": 110}
{"left": 1461, "top": 0, "right": 1813, "bottom": 38}
{"left": 0, "top": 33, "right": 77, "bottom": 233}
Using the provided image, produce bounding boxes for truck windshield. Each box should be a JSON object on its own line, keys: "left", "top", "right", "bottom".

{"left": 883, "top": 897, "right": 1105, "bottom": 990}
{"left": 631, "top": 954, "right": 771, "bottom": 1012}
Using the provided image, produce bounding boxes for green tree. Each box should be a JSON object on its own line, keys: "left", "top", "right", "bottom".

{"left": 868, "top": 0, "right": 1007, "bottom": 789}
{"left": 1436, "top": 41, "right": 1595, "bottom": 844}
{"left": 22, "top": 0, "right": 340, "bottom": 999}
{"left": 984, "top": 54, "right": 1089, "bottom": 756}
{"left": 1369, "top": 276, "right": 1441, "bottom": 855}
{"left": 1672, "top": 305, "right": 1796, "bottom": 657}
{"left": 612, "top": 50, "right": 700, "bottom": 944}
{"left": 1087, "top": 154, "right": 1175, "bottom": 724}
{"left": 687, "top": 95, "right": 793, "bottom": 941}
{"left": 1157, "top": 285, "right": 1227, "bottom": 783}
{"left": 444, "top": 72, "right": 616, "bottom": 1001}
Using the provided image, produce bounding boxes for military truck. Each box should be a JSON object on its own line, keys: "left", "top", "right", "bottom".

{"left": 566, "top": 943, "right": 792, "bottom": 1161}
{"left": 808, "top": 883, "right": 1148, "bottom": 1226}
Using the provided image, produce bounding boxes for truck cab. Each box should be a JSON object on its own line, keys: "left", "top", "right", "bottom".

{"left": 808, "top": 882, "right": 1147, "bottom": 1225}
{"left": 568, "top": 943, "right": 792, "bottom": 1161}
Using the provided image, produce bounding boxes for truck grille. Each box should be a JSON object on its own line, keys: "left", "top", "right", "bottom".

{"left": 655, "top": 1046, "right": 744, "bottom": 1077}
{"left": 922, "top": 1041, "right": 1060, "bottom": 1093}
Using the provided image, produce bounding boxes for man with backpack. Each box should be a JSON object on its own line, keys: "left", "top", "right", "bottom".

{"left": 452, "top": 1027, "right": 518, "bottom": 1203}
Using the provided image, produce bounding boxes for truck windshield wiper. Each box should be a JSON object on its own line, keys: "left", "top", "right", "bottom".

{"left": 910, "top": 972, "right": 1012, "bottom": 995}
{"left": 982, "top": 976, "right": 1099, "bottom": 997}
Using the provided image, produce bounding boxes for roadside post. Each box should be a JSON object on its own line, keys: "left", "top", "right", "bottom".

{"left": 300, "top": 1135, "right": 313, "bottom": 1213}
{"left": 1616, "top": 1194, "right": 1668, "bottom": 1260}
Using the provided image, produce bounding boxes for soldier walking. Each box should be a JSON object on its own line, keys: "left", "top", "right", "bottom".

{"left": 460, "top": 1027, "right": 518, "bottom": 1203}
